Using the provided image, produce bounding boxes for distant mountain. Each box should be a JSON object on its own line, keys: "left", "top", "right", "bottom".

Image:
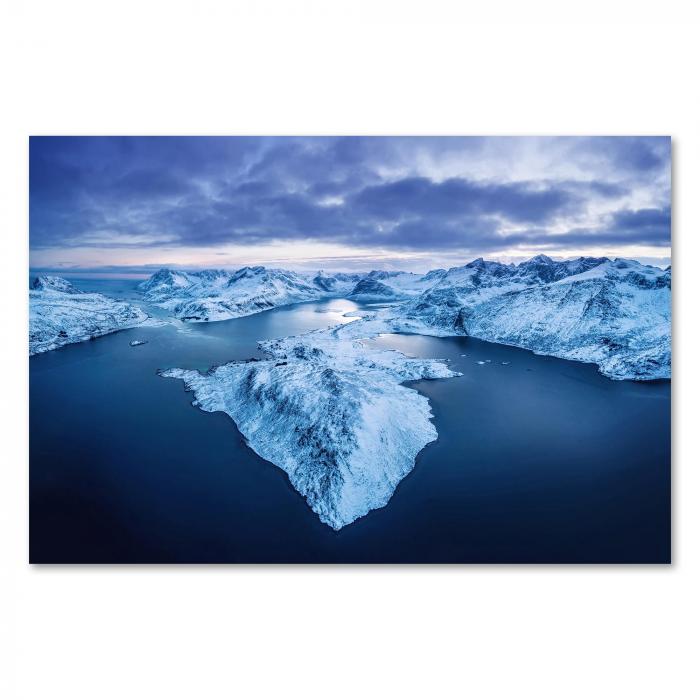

{"left": 137, "top": 265, "right": 452, "bottom": 321}
{"left": 311, "top": 271, "right": 364, "bottom": 294}
{"left": 358, "top": 256, "right": 670, "bottom": 380}
{"left": 348, "top": 270, "right": 442, "bottom": 301}
{"left": 138, "top": 266, "right": 335, "bottom": 321}
{"left": 30, "top": 276, "right": 150, "bottom": 355}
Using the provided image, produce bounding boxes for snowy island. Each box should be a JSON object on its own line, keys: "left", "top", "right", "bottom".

{"left": 160, "top": 328, "right": 458, "bottom": 529}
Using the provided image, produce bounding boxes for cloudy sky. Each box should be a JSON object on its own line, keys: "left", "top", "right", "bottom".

{"left": 29, "top": 136, "right": 671, "bottom": 273}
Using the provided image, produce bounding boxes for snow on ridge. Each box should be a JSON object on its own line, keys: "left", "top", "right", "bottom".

{"left": 30, "top": 276, "right": 151, "bottom": 355}
{"left": 347, "top": 269, "right": 440, "bottom": 301}
{"left": 32, "top": 275, "right": 83, "bottom": 294}
{"left": 140, "top": 266, "right": 333, "bottom": 321}
{"left": 160, "top": 325, "right": 459, "bottom": 530}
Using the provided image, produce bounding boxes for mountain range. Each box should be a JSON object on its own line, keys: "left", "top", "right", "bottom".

{"left": 137, "top": 265, "right": 433, "bottom": 321}
{"left": 136, "top": 255, "right": 670, "bottom": 380}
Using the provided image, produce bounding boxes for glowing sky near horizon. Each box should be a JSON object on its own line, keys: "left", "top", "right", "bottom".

{"left": 29, "top": 136, "right": 671, "bottom": 273}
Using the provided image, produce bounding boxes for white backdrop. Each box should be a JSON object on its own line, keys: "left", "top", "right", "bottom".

{"left": 1, "top": 2, "right": 698, "bottom": 699}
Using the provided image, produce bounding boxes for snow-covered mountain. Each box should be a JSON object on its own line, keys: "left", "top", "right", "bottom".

{"left": 401, "top": 255, "right": 609, "bottom": 319}
{"left": 311, "top": 270, "right": 364, "bottom": 295}
{"left": 457, "top": 258, "right": 670, "bottom": 380}
{"left": 348, "top": 256, "right": 671, "bottom": 380}
{"left": 29, "top": 276, "right": 150, "bottom": 355}
{"left": 347, "top": 270, "right": 443, "bottom": 301}
{"left": 137, "top": 265, "right": 444, "bottom": 320}
{"left": 139, "top": 266, "right": 345, "bottom": 321}
{"left": 160, "top": 326, "right": 458, "bottom": 529}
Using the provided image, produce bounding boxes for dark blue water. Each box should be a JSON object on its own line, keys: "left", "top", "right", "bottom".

{"left": 30, "top": 279, "right": 671, "bottom": 563}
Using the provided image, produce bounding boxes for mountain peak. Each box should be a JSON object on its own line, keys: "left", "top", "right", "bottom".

{"left": 524, "top": 254, "right": 554, "bottom": 265}
{"left": 32, "top": 276, "right": 81, "bottom": 294}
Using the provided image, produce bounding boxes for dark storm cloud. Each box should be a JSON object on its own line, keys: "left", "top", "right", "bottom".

{"left": 352, "top": 177, "right": 577, "bottom": 224}
{"left": 560, "top": 206, "right": 672, "bottom": 248}
{"left": 29, "top": 136, "right": 671, "bottom": 255}
{"left": 464, "top": 206, "right": 672, "bottom": 253}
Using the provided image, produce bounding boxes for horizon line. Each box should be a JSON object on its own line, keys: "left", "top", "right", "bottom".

{"left": 29, "top": 252, "right": 672, "bottom": 279}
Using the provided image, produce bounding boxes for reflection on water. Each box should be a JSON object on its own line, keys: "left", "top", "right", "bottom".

{"left": 29, "top": 279, "right": 670, "bottom": 563}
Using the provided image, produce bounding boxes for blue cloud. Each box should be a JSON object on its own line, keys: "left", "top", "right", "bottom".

{"left": 29, "top": 136, "right": 671, "bottom": 257}
{"left": 352, "top": 177, "right": 577, "bottom": 224}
